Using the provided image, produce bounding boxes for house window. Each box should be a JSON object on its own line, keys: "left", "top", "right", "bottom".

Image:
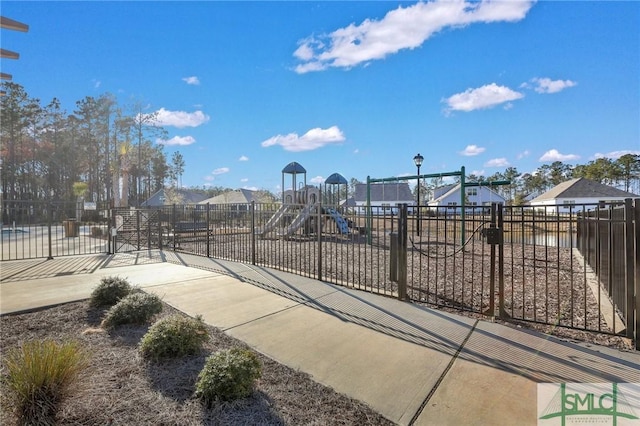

{"left": 562, "top": 200, "right": 575, "bottom": 205}
{"left": 466, "top": 188, "right": 478, "bottom": 196}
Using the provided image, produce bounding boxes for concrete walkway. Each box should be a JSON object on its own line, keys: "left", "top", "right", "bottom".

{"left": 1, "top": 251, "right": 639, "bottom": 425}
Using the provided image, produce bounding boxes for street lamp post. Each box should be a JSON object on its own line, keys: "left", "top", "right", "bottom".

{"left": 413, "top": 153, "right": 423, "bottom": 236}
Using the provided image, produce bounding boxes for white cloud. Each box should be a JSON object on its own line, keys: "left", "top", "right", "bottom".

{"left": 294, "top": 0, "right": 534, "bottom": 73}
{"left": 240, "top": 178, "right": 249, "bottom": 183}
{"left": 242, "top": 185, "right": 259, "bottom": 191}
{"left": 594, "top": 150, "right": 640, "bottom": 160}
{"left": 539, "top": 149, "right": 580, "bottom": 162}
{"left": 470, "top": 169, "right": 486, "bottom": 177}
{"left": 238, "top": 155, "right": 249, "bottom": 161}
{"left": 444, "top": 83, "right": 524, "bottom": 113}
{"left": 310, "top": 176, "right": 325, "bottom": 184}
{"left": 212, "top": 167, "right": 230, "bottom": 175}
{"left": 459, "top": 144, "right": 485, "bottom": 156}
{"left": 261, "top": 126, "right": 346, "bottom": 152}
{"left": 529, "top": 77, "right": 577, "bottom": 94}
{"left": 156, "top": 135, "right": 196, "bottom": 146}
{"left": 182, "top": 76, "right": 200, "bottom": 85}
{"left": 517, "top": 150, "right": 530, "bottom": 159}
{"left": 484, "top": 158, "right": 510, "bottom": 167}
{"left": 92, "top": 79, "right": 101, "bottom": 89}
{"left": 145, "top": 108, "right": 210, "bottom": 128}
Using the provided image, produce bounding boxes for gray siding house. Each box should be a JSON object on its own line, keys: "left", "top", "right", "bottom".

{"left": 529, "top": 178, "right": 639, "bottom": 213}
{"left": 353, "top": 182, "right": 415, "bottom": 214}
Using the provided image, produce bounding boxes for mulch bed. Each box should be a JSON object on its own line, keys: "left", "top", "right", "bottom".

{"left": 0, "top": 301, "right": 393, "bottom": 426}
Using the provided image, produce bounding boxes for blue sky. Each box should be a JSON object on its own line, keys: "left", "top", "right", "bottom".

{"left": 2, "top": 1, "right": 639, "bottom": 193}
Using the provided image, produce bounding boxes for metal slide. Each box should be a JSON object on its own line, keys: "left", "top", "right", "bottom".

{"left": 278, "top": 203, "right": 315, "bottom": 236}
{"left": 255, "top": 204, "right": 290, "bottom": 235}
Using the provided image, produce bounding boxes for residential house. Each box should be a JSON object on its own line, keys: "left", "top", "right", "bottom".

{"left": 198, "top": 188, "right": 274, "bottom": 205}
{"left": 353, "top": 182, "right": 415, "bottom": 214}
{"left": 428, "top": 183, "right": 506, "bottom": 210}
{"left": 141, "top": 188, "right": 207, "bottom": 207}
{"left": 528, "top": 178, "right": 639, "bottom": 213}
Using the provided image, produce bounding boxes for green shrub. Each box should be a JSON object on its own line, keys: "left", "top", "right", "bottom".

{"left": 139, "top": 314, "right": 209, "bottom": 360}
{"left": 89, "top": 276, "right": 132, "bottom": 307}
{"left": 101, "top": 292, "right": 163, "bottom": 329}
{"left": 3, "top": 339, "right": 89, "bottom": 425}
{"left": 195, "top": 348, "right": 262, "bottom": 404}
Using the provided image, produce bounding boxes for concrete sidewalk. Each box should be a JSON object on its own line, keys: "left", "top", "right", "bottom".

{"left": 1, "top": 251, "right": 639, "bottom": 425}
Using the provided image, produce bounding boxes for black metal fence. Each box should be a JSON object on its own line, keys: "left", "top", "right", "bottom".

{"left": 576, "top": 198, "right": 640, "bottom": 341}
{"left": 2, "top": 198, "right": 638, "bottom": 349}
{"left": 1, "top": 199, "right": 111, "bottom": 260}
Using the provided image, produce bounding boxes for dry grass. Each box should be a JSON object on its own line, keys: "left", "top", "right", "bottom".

{"left": 0, "top": 301, "right": 393, "bottom": 426}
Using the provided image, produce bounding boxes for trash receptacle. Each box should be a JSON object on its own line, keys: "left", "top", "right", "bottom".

{"left": 63, "top": 219, "right": 79, "bottom": 237}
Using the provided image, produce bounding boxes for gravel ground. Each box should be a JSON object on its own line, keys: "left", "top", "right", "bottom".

{"left": 0, "top": 301, "right": 394, "bottom": 426}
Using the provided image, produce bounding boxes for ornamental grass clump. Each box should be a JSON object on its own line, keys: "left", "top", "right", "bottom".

{"left": 3, "top": 339, "right": 89, "bottom": 425}
{"left": 101, "top": 292, "right": 163, "bottom": 329}
{"left": 139, "top": 314, "right": 209, "bottom": 360}
{"left": 89, "top": 276, "right": 133, "bottom": 307}
{"left": 195, "top": 348, "right": 262, "bottom": 404}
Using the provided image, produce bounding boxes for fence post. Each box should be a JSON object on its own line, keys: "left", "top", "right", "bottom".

{"left": 624, "top": 198, "right": 634, "bottom": 339}
{"left": 487, "top": 202, "right": 497, "bottom": 317}
{"left": 397, "top": 203, "right": 408, "bottom": 301}
{"left": 317, "top": 194, "right": 323, "bottom": 282}
{"left": 498, "top": 203, "right": 505, "bottom": 318}
{"left": 207, "top": 203, "right": 211, "bottom": 258}
{"left": 136, "top": 209, "right": 141, "bottom": 250}
{"left": 172, "top": 204, "right": 177, "bottom": 249}
{"left": 47, "top": 202, "right": 53, "bottom": 260}
{"left": 157, "top": 209, "right": 163, "bottom": 251}
{"left": 251, "top": 202, "right": 256, "bottom": 265}
{"left": 634, "top": 198, "right": 640, "bottom": 351}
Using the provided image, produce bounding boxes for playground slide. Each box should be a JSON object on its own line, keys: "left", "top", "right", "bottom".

{"left": 278, "top": 203, "right": 315, "bottom": 237}
{"left": 255, "top": 204, "right": 290, "bottom": 235}
{"left": 324, "top": 208, "right": 349, "bottom": 234}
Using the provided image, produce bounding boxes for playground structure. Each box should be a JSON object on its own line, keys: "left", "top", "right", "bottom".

{"left": 255, "top": 162, "right": 511, "bottom": 241}
{"left": 255, "top": 162, "right": 353, "bottom": 238}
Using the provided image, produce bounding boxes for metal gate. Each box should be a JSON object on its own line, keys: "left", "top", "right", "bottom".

{"left": 112, "top": 208, "right": 162, "bottom": 253}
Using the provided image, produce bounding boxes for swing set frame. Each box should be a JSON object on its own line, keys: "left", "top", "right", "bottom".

{"left": 365, "top": 166, "right": 510, "bottom": 244}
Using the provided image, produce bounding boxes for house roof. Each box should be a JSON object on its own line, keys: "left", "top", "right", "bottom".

{"left": 430, "top": 183, "right": 504, "bottom": 204}
{"left": 530, "top": 178, "right": 639, "bottom": 203}
{"left": 199, "top": 189, "right": 272, "bottom": 204}
{"left": 141, "top": 188, "right": 207, "bottom": 206}
{"left": 353, "top": 183, "right": 414, "bottom": 202}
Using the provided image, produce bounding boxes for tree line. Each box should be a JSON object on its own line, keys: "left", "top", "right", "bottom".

{"left": 2, "top": 81, "right": 638, "bottom": 209}
{"left": 0, "top": 82, "right": 191, "bottom": 207}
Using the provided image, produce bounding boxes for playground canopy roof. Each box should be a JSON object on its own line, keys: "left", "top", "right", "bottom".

{"left": 282, "top": 162, "right": 306, "bottom": 174}
{"left": 325, "top": 173, "right": 347, "bottom": 185}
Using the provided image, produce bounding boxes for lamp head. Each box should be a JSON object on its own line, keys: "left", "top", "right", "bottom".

{"left": 413, "top": 153, "right": 424, "bottom": 168}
